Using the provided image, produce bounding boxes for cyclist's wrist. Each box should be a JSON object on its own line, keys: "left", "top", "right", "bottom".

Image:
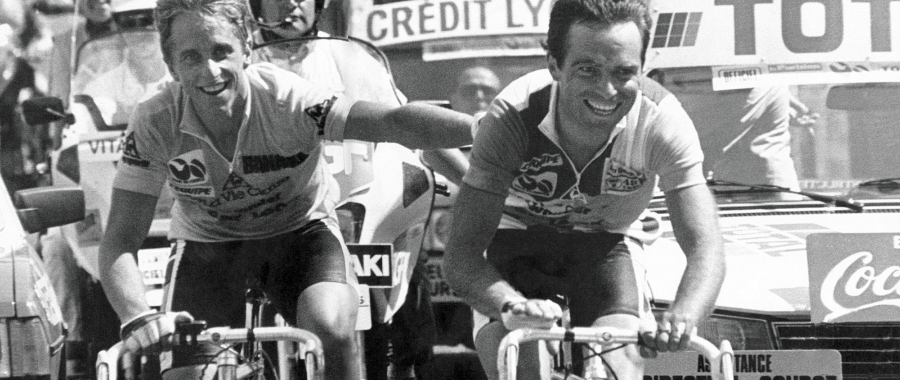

{"left": 498, "top": 295, "right": 528, "bottom": 315}
{"left": 120, "top": 310, "right": 160, "bottom": 340}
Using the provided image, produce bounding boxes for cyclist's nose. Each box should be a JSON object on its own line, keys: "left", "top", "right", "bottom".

{"left": 597, "top": 77, "right": 617, "bottom": 99}
{"left": 204, "top": 59, "right": 223, "bottom": 78}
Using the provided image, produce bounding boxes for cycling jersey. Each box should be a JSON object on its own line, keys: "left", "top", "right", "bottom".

{"left": 465, "top": 69, "right": 705, "bottom": 234}
{"left": 112, "top": 62, "right": 354, "bottom": 241}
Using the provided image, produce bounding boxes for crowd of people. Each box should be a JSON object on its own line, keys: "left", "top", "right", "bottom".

{"left": 2, "top": 0, "right": 801, "bottom": 379}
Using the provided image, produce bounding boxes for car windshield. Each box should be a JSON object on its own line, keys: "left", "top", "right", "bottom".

{"left": 72, "top": 29, "right": 170, "bottom": 128}
{"left": 386, "top": 52, "right": 899, "bottom": 205}
{"left": 656, "top": 67, "right": 900, "bottom": 203}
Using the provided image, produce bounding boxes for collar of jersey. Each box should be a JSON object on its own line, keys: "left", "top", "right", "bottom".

{"left": 178, "top": 72, "right": 253, "bottom": 155}
{"left": 537, "top": 81, "right": 630, "bottom": 153}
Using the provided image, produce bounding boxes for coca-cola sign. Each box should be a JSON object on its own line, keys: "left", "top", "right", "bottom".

{"left": 807, "top": 233, "right": 900, "bottom": 323}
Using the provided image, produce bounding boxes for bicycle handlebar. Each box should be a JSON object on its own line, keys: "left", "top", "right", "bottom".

{"left": 96, "top": 326, "right": 325, "bottom": 380}
{"left": 498, "top": 326, "right": 734, "bottom": 380}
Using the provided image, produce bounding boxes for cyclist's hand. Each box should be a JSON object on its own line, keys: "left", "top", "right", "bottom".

{"left": 120, "top": 311, "right": 194, "bottom": 354}
{"left": 641, "top": 311, "right": 697, "bottom": 354}
{"left": 500, "top": 299, "right": 562, "bottom": 331}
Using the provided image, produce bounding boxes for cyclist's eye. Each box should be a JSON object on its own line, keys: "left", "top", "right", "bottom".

{"left": 212, "top": 45, "right": 234, "bottom": 61}
{"left": 179, "top": 51, "right": 201, "bottom": 65}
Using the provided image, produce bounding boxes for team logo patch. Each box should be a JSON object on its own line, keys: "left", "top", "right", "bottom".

{"left": 121, "top": 132, "right": 150, "bottom": 168}
{"left": 305, "top": 95, "right": 338, "bottom": 135}
{"left": 512, "top": 172, "right": 558, "bottom": 198}
{"left": 520, "top": 153, "right": 564, "bottom": 172}
{"left": 168, "top": 150, "right": 208, "bottom": 185}
{"left": 603, "top": 160, "right": 645, "bottom": 194}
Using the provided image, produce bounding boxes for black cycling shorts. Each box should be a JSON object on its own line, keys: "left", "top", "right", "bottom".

{"left": 160, "top": 219, "right": 355, "bottom": 368}
{"left": 487, "top": 228, "right": 641, "bottom": 327}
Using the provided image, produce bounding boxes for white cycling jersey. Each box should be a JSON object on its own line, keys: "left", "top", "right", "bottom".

{"left": 113, "top": 63, "right": 353, "bottom": 241}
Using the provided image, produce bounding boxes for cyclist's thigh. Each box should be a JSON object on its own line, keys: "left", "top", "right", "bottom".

{"left": 255, "top": 219, "right": 358, "bottom": 325}
{"left": 565, "top": 235, "right": 641, "bottom": 327}
{"left": 161, "top": 240, "right": 248, "bottom": 369}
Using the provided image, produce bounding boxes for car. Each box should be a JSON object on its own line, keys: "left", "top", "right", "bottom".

{"left": 356, "top": 0, "right": 900, "bottom": 378}
{"left": 0, "top": 180, "right": 84, "bottom": 379}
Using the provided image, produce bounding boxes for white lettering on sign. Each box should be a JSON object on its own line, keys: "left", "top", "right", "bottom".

{"left": 894, "top": 235, "right": 900, "bottom": 249}
{"left": 360, "top": 0, "right": 551, "bottom": 46}
{"left": 352, "top": 254, "right": 391, "bottom": 277}
{"left": 820, "top": 251, "right": 900, "bottom": 322}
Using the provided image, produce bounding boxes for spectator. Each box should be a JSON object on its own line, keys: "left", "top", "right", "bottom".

{"left": 449, "top": 66, "right": 500, "bottom": 117}
{"left": 82, "top": 0, "right": 170, "bottom": 125}
{"left": 0, "top": 22, "right": 42, "bottom": 195}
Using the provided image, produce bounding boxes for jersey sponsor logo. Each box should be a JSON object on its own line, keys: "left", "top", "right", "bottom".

{"left": 170, "top": 183, "right": 215, "bottom": 198}
{"left": 652, "top": 12, "right": 703, "bottom": 48}
{"left": 122, "top": 132, "right": 150, "bottom": 168}
{"left": 168, "top": 150, "right": 208, "bottom": 185}
{"left": 512, "top": 171, "right": 558, "bottom": 198}
{"left": 222, "top": 172, "right": 250, "bottom": 191}
{"left": 603, "top": 159, "right": 645, "bottom": 194}
{"left": 198, "top": 175, "right": 290, "bottom": 209}
{"left": 305, "top": 95, "right": 338, "bottom": 135}
{"left": 241, "top": 151, "right": 309, "bottom": 174}
{"left": 519, "top": 153, "right": 564, "bottom": 172}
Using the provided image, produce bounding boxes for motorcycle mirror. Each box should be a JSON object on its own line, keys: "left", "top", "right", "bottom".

{"left": 22, "top": 97, "right": 75, "bottom": 125}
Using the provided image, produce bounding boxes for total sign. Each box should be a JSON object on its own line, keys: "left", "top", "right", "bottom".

{"left": 647, "top": 0, "right": 900, "bottom": 68}
{"left": 806, "top": 233, "right": 900, "bottom": 323}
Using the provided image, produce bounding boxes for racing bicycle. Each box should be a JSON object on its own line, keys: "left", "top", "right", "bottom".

{"left": 96, "top": 280, "right": 326, "bottom": 380}
{"left": 498, "top": 325, "right": 735, "bottom": 380}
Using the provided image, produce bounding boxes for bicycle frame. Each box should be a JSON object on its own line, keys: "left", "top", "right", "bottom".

{"left": 499, "top": 326, "right": 735, "bottom": 380}
{"left": 96, "top": 326, "right": 325, "bottom": 380}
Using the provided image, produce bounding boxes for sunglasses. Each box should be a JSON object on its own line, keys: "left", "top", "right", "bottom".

{"left": 113, "top": 11, "right": 154, "bottom": 29}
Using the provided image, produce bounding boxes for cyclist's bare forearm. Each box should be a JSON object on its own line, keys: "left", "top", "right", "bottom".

{"left": 444, "top": 184, "right": 525, "bottom": 319}
{"left": 344, "top": 101, "right": 474, "bottom": 149}
{"left": 99, "top": 188, "right": 160, "bottom": 322}
{"left": 666, "top": 184, "right": 726, "bottom": 322}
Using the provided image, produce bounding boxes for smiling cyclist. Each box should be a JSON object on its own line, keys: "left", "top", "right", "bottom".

{"left": 442, "top": 0, "right": 726, "bottom": 379}
{"left": 96, "top": 1, "right": 472, "bottom": 380}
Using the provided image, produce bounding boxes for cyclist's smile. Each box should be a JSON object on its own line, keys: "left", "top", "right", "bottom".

{"left": 199, "top": 79, "right": 230, "bottom": 96}
{"left": 584, "top": 98, "right": 620, "bottom": 116}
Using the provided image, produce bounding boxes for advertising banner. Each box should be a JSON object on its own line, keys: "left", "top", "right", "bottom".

{"left": 644, "top": 350, "right": 842, "bottom": 380}
{"left": 806, "top": 233, "right": 900, "bottom": 323}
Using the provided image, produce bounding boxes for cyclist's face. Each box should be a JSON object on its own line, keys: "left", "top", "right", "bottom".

{"left": 260, "top": 0, "right": 316, "bottom": 37}
{"left": 549, "top": 21, "right": 641, "bottom": 130}
{"left": 167, "top": 12, "right": 249, "bottom": 111}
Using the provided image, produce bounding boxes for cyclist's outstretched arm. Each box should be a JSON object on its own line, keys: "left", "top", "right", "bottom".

{"left": 342, "top": 101, "right": 473, "bottom": 150}
{"left": 656, "top": 183, "right": 726, "bottom": 352}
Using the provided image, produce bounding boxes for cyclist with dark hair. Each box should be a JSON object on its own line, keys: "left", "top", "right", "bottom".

{"left": 97, "top": 1, "right": 472, "bottom": 380}
{"left": 442, "top": 0, "right": 726, "bottom": 379}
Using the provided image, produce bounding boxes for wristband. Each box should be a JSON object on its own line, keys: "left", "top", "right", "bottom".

{"left": 120, "top": 311, "right": 164, "bottom": 342}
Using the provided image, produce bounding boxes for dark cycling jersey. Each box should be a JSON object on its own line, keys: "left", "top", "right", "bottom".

{"left": 466, "top": 69, "right": 705, "bottom": 234}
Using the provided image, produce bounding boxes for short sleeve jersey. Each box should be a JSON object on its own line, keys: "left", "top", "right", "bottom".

{"left": 112, "top": 63, "right": 354, "bottom": 241}
{"left": 464, "top": 69, "right": 705, "bottom": 234}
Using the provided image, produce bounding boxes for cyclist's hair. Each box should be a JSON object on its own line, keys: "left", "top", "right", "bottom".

{"left": 546, "top": 0, "right": 652, "bottom": 66}
{"left": 155, "top": 0, "right": 251, "bottom": 66}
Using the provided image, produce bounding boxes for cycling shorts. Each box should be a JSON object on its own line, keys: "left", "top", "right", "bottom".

{"left": 486, "top": 228, "right": 642, "bottom": 326}
{"left": 159, "top": 218, "right": 356, "bottom": 369}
